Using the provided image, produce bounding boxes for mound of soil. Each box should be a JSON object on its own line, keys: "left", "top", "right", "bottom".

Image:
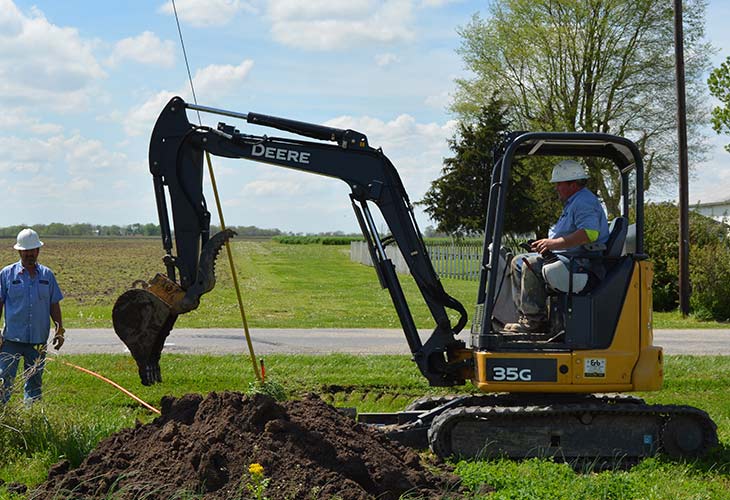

{"left": 32, "top": 392, "right": 461, "bottom": 499}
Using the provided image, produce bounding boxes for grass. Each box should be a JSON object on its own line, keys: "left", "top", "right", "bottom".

{"left": 0, "top": 237, "right": 728, "bottom": 497}
{"left": 0, "top": 238, "right": 728, "bottom": 330}
{"left": 0, "top": 354, "right": 728, "bottom": 499}
{"left": 653, "top": 310, "right": 730, "bottom": 329}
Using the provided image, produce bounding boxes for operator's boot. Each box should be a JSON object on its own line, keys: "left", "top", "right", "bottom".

{"left": 504, "top": 315, "right": 549, "bottom": 334}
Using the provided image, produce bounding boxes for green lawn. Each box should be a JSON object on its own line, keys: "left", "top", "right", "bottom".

{"left": 2, "top": 238, "right": 727, "bottom": 330}
{"left": 1, "top": 354, "right": 728, "bottom": 499}
{"left": 0, "top": 240, "right": 728, "bottom": 498}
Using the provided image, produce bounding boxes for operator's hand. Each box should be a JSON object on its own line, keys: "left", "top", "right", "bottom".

{"left": 531, "top": 238, "right": 559, "bottom": 255}
{"left": 52, "top": 323, "right": 65, "bottom": 350}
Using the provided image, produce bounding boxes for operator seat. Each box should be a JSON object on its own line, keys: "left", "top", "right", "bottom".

{"left": 539, "top": 216, "right": 632, "bottom": 346}
{"left": 542, "top": 216, "right": 629, "bottom": 294}
{"left": 604, "top": 217, "right": 628, "bottom": 258}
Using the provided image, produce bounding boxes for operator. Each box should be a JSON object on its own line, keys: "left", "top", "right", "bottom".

{"left": 504, "top": 160, "right": 609, "bottom": 334}
{"left": 0, "top": 228, "right": 64, "bottom": 404}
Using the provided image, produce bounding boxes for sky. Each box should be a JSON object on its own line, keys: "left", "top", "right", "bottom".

{"left": 2, "top": 0, "right": 730, "bottom": 234}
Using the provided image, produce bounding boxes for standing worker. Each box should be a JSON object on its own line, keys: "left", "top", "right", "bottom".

{"left": 0, "top": 228, "right": 64, "bottom": 404}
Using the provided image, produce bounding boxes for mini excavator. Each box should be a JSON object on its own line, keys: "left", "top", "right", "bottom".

{"left": 113, "top": 97, "right": 718, "bottom": 465}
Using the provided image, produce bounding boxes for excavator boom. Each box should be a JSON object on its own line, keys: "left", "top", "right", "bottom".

{"left": 113, "top": 96, "right": 469, "bottom": 386}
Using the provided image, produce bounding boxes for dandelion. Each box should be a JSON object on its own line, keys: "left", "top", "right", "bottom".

{"left": 246, "top": 462, "right": 269, "bottom": 500}
{"left": 248, "top": 463, "right": 265, "bottom": 477}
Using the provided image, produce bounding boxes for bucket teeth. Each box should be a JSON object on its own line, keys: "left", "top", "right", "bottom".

{"left": 111, "top": 229, "right": 235, "bottom": 385}
{"left": 178, "top": 228, "right": 237, "bottom": 313}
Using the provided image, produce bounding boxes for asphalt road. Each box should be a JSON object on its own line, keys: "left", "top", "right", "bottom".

{"left": 56, "top": 328, "right": 730, "bottom": 356}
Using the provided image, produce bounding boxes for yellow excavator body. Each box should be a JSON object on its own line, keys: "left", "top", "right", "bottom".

{"left": 470, "top": 261, "right": 663, "bottom": 393}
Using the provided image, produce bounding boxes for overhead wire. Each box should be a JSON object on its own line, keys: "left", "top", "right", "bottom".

{"left": 171, "top": 0, "right": 201, "bottom": 123}
{"left": 170, "top": 0, "right": 262, "bottom": 382}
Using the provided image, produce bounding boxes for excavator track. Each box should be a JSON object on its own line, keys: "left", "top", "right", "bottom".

{"left": 427, "top": 395, "right": 718, "bottom": 469}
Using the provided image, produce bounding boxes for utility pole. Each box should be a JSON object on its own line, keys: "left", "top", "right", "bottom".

{"left": 674, "top": 0, "right": 691, "bottom": 317}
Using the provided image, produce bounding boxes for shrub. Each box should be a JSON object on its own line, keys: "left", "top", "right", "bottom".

{"left": 644, "top": 202, "right": 730, "bottom": 318}
{"left": 689, "top": 243, "right": 730, "bottom": 321}
{"left": 272, "top": 236, "right": 363, "bottom": 245}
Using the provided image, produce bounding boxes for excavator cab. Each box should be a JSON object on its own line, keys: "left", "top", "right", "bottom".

{"left": 470, "top": 132, "right": 660, "bottom": 392}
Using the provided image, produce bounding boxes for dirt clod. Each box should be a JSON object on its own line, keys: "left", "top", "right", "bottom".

{"left": 32, "top": 392, "right": 460, "bottom": 499}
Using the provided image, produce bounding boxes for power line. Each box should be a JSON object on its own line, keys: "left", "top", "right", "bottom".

{"left": 171, "top": 0, "right": 202, "bottom": 124}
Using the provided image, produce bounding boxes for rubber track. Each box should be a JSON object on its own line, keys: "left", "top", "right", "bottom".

{"left": 428, "top": 398, "right": 718, "bottom": 466}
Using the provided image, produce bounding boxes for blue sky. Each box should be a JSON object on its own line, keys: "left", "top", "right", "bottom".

{"left": 2, "top": 0, "right": 729, "bottom": 233}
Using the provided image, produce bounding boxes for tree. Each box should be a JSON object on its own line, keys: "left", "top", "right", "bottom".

{"left": 420, "top": 98, "right": 560, "bottom": 237}
{"left": 454, "top": 0, "right": 711, "bottom": 217}
{"left": 644, "top": 201, "right": 730, "bottom": 318}
{"left": 708, "top": 56, "right": 730, "bottom": 152}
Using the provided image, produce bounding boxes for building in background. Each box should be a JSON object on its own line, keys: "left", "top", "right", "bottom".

{"left": 694, "top": 198, "right": 730, "bottom": 223}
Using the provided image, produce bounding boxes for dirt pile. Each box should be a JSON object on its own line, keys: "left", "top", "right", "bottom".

{"left": 32, "top": 392, "right": 461, "bottom": 499}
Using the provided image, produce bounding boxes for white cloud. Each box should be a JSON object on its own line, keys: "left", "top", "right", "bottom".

{"left": 62, "top": 134, "right": 128, "bottom": 176}
{"left": 241, "top": 173, "right": 330, "bottom": 197}
{"left": 68, "top": 177, "right": 94, "bottom": 192}
{"left": 0, "top": 133, "right": 128, "bottom": 178}
{"left": 124, "top": 60, "right": 254, "bottom": 136}
{"left": 0, "top": 108, "right": 63, "bottom": 135}
{"left": 375, "top": 53, "right": 400, "bottom": 67}
{"left": 687, "top": 134, "right": 730, "bottom": 204}
{"left": 0, "top": 1, "right": 105, "bottom": 110}
{"left": 158, "top": 0, "right": 257, "bottom": 27}
{"left": 419, "top": 0, "right": 462, "bottom": 6}
{"left": 267, "top": 0, "right": 414, "bottom": 50}
{"left": 192, "top": 60, "right": 254, "bottom": 96}
{"left": 424, "top": 89, "right": 451, "bottom": 110}
{"left": 325, "top": 114, "right": 455, "bottom": 154}
{"left": 267, "top": 1, "right": 374, "bottom": 19}
{"left": 324, "top": 113, "right": 455, "bottom": 197}
{"left": 108, "top": 31, "right": 176, "bottom": 67}
{"left": 123, "top": 90, "right": 178, "bottom": 137}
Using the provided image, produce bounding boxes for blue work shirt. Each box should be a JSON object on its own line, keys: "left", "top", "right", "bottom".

{"left": 549, "top": 187, "right": 609, "bottom": 245}
{"left": 0, "top": 261, "right": 63, "bottom": 344}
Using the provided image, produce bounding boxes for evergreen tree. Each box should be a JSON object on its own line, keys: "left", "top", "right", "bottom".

{"left": 421, "top": 99, "right": 560, "bottom": 237}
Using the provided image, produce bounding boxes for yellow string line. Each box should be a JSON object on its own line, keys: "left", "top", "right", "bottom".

{"left": 204, "top": 151, "right": 262, "bottom": 382}
{"left": 47, "top": 357, "right": 161, "bottom": 415}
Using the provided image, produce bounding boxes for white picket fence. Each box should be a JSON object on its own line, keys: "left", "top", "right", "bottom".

{"left": 350, "top": 241, "right": 482, "bottom": 281}
{"left": 428, "top": 244, "right": 482, "bottom": 280}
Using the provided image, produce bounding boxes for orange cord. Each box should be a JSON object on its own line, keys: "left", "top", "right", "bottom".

{"left": 47, "top": 357, "right": 161, "bottom": 415}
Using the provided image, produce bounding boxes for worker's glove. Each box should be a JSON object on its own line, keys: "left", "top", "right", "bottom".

{"left": 52, "top": 324, "right": 65, "bottom": 350}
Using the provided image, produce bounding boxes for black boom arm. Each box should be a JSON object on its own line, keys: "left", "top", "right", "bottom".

{"left": 148, "top": 97, "right": 468, "bottom": 386}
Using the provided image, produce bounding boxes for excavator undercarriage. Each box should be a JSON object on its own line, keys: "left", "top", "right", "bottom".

{"left": 360, "top": 394, "right": 718, "bottom": 469}
{"left": 112, "top": 96, "right": 720, "bottom": 464}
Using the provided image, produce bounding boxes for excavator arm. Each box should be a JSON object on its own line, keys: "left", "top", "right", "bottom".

{"left": 113, "top": 96, "right": 469, "bottom": 386}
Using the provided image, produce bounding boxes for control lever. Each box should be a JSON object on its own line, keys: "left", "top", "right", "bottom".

{"left": 520, "top": 239, "right": 559, "bottom": 264}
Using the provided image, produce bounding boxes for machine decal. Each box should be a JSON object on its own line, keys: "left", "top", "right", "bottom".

{"left": 487, "top": 358, "right": 557, "bottom": 382}
{"left": 584, "top": 358, "right": 606, "bottom": 378}
{"left": 251, "top": 144, "right": 311, "bottom": 164}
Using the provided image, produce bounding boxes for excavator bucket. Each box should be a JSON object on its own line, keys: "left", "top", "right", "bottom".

{"left": 113, "top": 276, "right": 181, "bottom": 385}
{"left": 112, "top": 229, "right": 235, "bottom": 385}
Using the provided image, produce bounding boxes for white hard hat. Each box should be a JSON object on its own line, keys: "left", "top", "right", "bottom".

{"left": 550, "top": 160, "right": 589, "bottom": 183}
{"left": 542, "top": 255, "right": 589, "bottom": 293}
{"left": 14, "top": 228, "right": 44, "bottom": 250}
